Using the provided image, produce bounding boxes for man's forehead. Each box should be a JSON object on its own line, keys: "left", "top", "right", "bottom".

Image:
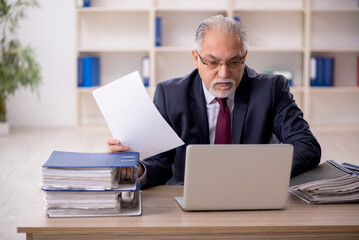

{"left": 201, "top": 31, "right": 244, "bottom": 53}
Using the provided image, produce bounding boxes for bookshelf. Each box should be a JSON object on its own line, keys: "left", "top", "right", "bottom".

{"left": 75, "top": 0, "right": 359, "bottom": 129}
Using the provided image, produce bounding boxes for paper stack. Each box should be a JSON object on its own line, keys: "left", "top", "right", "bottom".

{"left": 41, "top": 151, "right": 142, "bottom": 217}
{"left": 289, "top": 160, "right": 359, "bottom": 204}
{"left": 42, "top": 167, "right": 119, "bottom": 190}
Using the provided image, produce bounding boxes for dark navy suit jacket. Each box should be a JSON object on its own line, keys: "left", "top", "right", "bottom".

{"left": 141, "top": 66, "right": 321, "bottom": 189}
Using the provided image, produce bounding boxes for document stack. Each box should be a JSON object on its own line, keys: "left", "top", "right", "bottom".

{"left": 289, "top": 160, "right": 359, "bottom": 204}
{"left": 41, "top": 151, "right": 142, "bottom": 217}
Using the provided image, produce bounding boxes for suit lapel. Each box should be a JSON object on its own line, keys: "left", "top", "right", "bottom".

{"left": 189, "top": 74, "right": 210, "bottom": 144}
{"left": 232, "top": 67, "right": 251, "bottom": 144}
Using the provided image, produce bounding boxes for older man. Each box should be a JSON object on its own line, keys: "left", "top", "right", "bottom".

{"left": 107, "top": 15, "right": 321, "bottom": 189}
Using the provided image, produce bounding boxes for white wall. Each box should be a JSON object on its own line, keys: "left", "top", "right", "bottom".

{"left": 7, "top": 0, "right": 76, "bottom": 127}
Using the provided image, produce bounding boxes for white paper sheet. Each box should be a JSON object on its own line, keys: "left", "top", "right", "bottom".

{"left": 92, "top": 71, "right": 184, "bottom": 160}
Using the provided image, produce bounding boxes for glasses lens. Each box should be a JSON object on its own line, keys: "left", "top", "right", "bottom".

{"left": 207, "top": 60, "right": 219, "bottom": 69}
{"left": 197, "top": 51, "right": 244, "bottom": 69}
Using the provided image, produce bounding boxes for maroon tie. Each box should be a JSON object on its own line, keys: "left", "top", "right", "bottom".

{"left": 214, "top": 97, "right": 231, "bottom": 144}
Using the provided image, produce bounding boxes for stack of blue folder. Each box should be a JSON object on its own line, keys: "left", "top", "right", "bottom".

{"left": 41, "top": 151, "right": 142, "bottom": 217}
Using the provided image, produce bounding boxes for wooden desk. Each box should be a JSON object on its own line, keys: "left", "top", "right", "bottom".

{"left": 18, "top": 185, "right": 359, "bottom": 240}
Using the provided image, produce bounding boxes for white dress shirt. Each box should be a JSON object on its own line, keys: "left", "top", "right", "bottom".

{"left": 201, "top": 81, "right": 235, "bottom": 144}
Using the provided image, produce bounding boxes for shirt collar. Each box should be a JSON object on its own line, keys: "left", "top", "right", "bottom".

{"left": 201, "top": 81, "right": 235, "bottom": 105}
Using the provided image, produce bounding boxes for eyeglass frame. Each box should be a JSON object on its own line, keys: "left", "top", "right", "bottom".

{"left": 195, "top": 50, "right": 246, "bottom": 69}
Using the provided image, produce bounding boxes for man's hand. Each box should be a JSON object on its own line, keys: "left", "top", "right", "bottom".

{"left": 106, "top": 137, "right": 144, "bottom": 178}
{"left": 106, "top": 137, "right": 129, "bottom": 153}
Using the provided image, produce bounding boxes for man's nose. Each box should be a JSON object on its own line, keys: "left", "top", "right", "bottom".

{"left": 217, "top": 63, "right": 230, "bottom": 78}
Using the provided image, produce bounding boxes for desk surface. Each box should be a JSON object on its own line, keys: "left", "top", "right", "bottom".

{"left": 18, "top": 185, "right": 359, "bottom": 240}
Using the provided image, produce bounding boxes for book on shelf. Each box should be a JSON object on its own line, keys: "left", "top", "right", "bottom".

{"left": 357, "top": 57, "right": 359, "bottom": 86}
{"left": 155, "top": 16, "right": 162, "bottom": 47}
{"left": 77, "top": 0, "right": 91, "bottom": 8}
{"left": 41, "top": 151, "right": 142, "bottom": 217}
{"left": 263, "top": 70, "right": 293, "bottom": 86}
{"left": 141, "top": 56, "right": 150, "bottom": 87}
{"left": 310, "top": 57, "right": 334, "bottom": 87}
{"left": 289, "top": 160, "right": 359, "bottom": 204}
{"left": 234, "top": 16, "right": 240, "bottom": 22}
{"left": 78, "top": 56, "right": 100, "bottom": 87}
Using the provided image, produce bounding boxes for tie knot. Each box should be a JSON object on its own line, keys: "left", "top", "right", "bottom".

{"left": 215, "top": 97, "right": 228, "bottom": 109}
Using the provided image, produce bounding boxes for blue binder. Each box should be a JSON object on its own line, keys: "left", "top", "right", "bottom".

{"left": 43, "top": 151, "right": 139, "bottom": 168}
{"left": 83, "top": 0, "right": 91, "bottom": 7}
{"left": 310, "top": 57, "right": 334, "bottom": 87}
{"left": 323, "top": 57, "right": 334, "bottom": 87}
{"left": 155, "top": 17, "right": 162, "bottom": 47}
{"left": 78, "top": 56, "right": 100, "bottom": 87}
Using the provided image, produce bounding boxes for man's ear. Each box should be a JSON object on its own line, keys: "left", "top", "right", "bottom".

{"left": 243, "top": 50, "right": 248, "bottom": 63}
{"left": 192, "top": 50, "right": 199, "bottom": 69}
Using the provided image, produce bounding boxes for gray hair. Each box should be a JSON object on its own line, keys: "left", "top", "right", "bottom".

{"left": 194, "top": 15, "right": 248, "bottom": 54}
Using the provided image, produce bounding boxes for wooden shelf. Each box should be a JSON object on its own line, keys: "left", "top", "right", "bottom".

{"left": 311, "top": 8, "right": 359, "bottom": 13}
{"left": 75, "top": 0, "right": 359, "bottom": 128}
{"left": 310, "top": 47, "right": 359, "bottom": 53}
{"left": 77, "top": 7, "right": 150, "bottom": 12}
{"left": 310, "top": 86, "right": 359, "bottom": 93}
{"left": 249, "top": 46, "right": 304, "bottom": 52}
{"left": 155, "top": 46, "right": 193, "bottom": 53}
{"left": 233, "top": 8, "right": 305, "bottom": 12}
{"left": 77, "top": 87, "right": 99, "bottom": 93}
{"left": 78, "top": 46, "right": 150, "bottom": 53}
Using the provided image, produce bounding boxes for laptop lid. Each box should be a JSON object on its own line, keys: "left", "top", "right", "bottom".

{"left": 175, "top": 144, "right": 293, "bottom": 211}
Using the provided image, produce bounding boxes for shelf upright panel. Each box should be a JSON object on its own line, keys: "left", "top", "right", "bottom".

{"left": 308, "top": 0, "right": 359, "bottom": 129}
{"left": 76, "top": 2, "right": 152, "bottom": 128}
{"left": 303, "top": 0, "right": 311, "bottom": 120}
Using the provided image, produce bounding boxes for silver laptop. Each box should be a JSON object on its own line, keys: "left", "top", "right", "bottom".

{"left": 175, "top": 144, "right": 293, "bottom": 211}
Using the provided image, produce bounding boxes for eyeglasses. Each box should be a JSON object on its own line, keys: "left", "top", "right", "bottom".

{"left": 195, "top": 50, "right": 245, "bottom": 69}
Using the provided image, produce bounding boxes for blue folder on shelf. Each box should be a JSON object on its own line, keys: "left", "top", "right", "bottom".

{"left": 310, "top": 57, "right": 334, "bottom": 87}
{"left": 78, "top": 56, "right": 100, "bottom": 87}
{"left": 155, "top": 16, "right": 162, "bottom": 47}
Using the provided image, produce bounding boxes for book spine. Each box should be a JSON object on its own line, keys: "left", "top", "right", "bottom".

{"left": 83, "top": 0, "right": 91, "bottom": 7}
{"left": 155, "top": 17, "right": 162, "bottom": 47}
{"left": 81, "top": 56, "right": 100, "bottom": 87}
{"left": 91, "top": 57, "right": 100, "bottom": 87}
{"left": 310, "top": 57, "right": 317, "bottom": 87}
{"left": 317, "top": 57, "right": 324, "bottom": 86}
{"left": 323, "top": 57, "right": 334, "bottom": 87}
{"left": 77, "top": 57, "right": 83, "bottom": 87}
{"left": 311, "top": 57, "right": 334, "bottom": 87}
{"left": 82, "top": 57, "right": 91, "bottom": 87}
{"left": 357, "top": 57, "right": 359, "bottom": 86}
{"left": 141, "top": 56, "right": 150, "bottom": 87}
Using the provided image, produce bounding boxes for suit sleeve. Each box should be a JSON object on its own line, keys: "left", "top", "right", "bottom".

{"left": 271, "top": 76, "right": 321, "bottom": 177}
{"left": 140, "top": 84, "right": 176, "bottom": 189}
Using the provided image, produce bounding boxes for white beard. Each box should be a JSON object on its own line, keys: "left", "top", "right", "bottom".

{"left": 209, "top": 78, "right": 236, "bottom": 98}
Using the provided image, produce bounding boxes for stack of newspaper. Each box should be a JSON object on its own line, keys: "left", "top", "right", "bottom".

{"left": 289, "top": 160, "right": 359, "bottom": 204}
{"left": 41, "top": 151, "right": 142, "bottom": 217}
